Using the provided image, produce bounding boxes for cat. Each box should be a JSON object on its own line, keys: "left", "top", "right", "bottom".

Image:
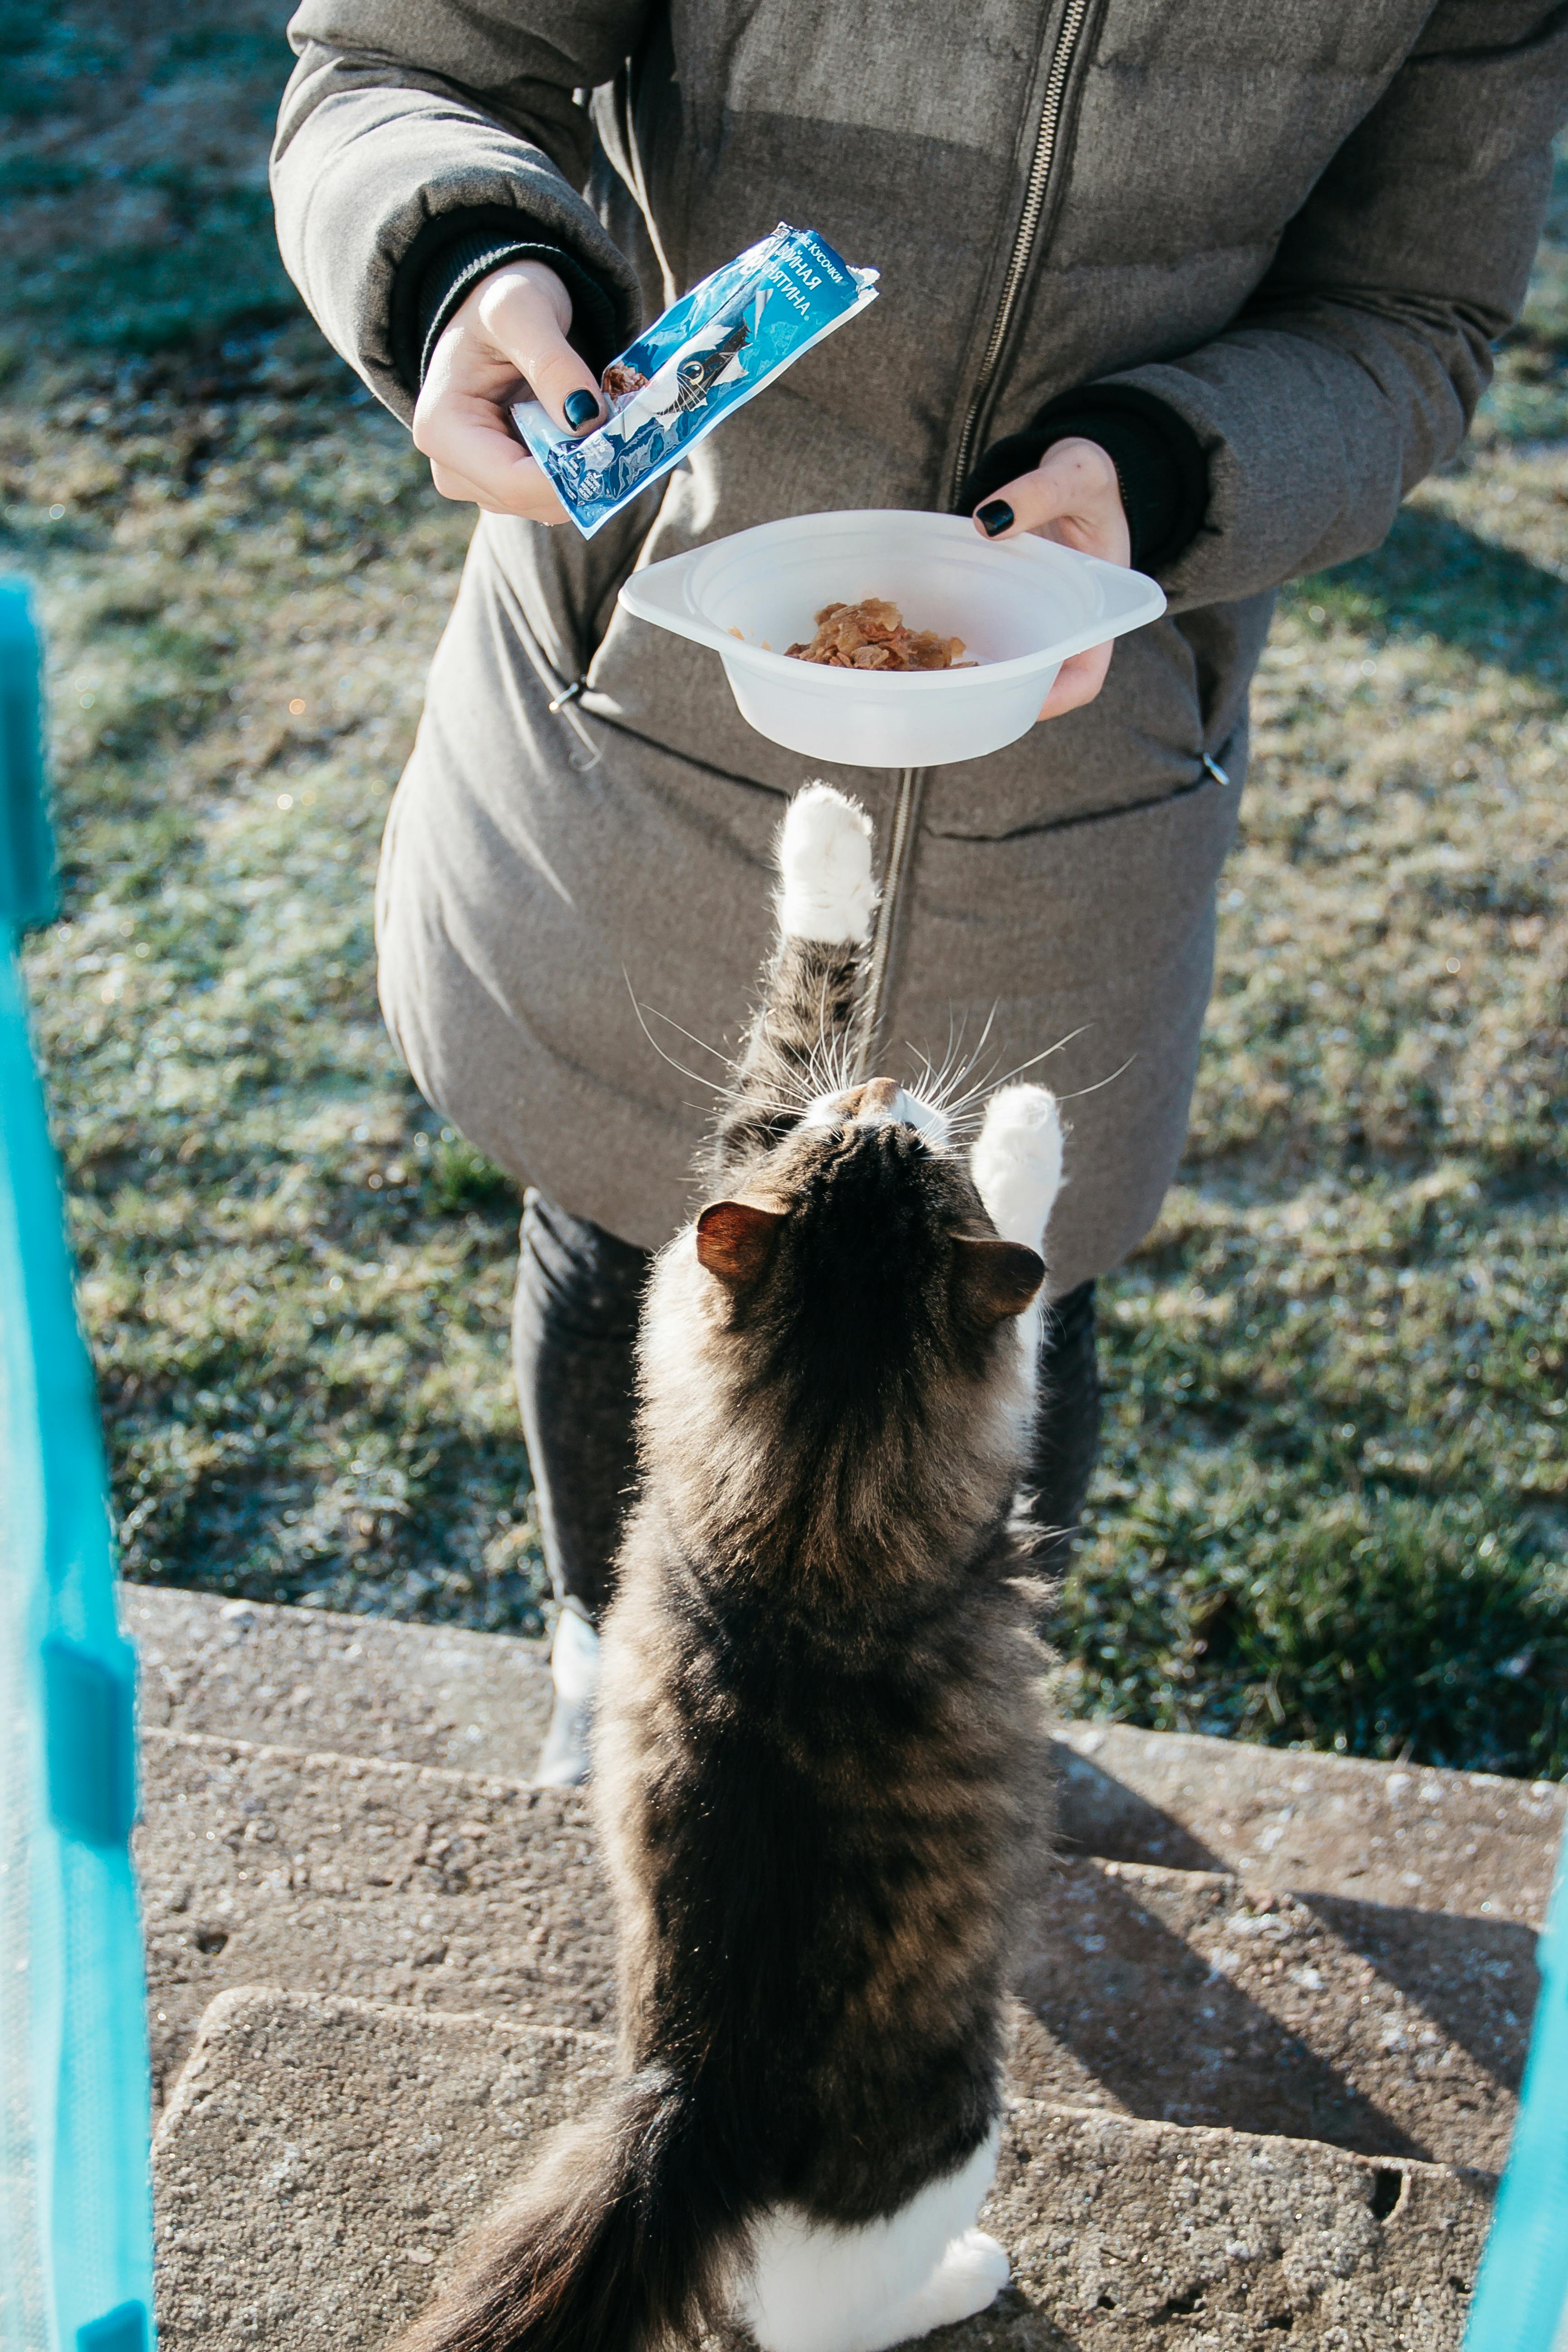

{"left": 392, "top": 781, "right": 1068, "bottom": 2352}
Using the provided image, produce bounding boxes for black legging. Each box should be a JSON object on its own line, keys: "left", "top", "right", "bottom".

{"left": 512, "top": 1187, "right": 1101, "bottom": 1623}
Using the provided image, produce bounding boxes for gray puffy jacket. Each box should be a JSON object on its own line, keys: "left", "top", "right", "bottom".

{"left": 273, "top": 0, "right": 1566, "bottom": 1285}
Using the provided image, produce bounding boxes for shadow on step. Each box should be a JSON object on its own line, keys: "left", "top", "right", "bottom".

{"left": 1012, "top": 1862, "right": 1534, "bottom": 2168}
{"left": 1051, "top": 1743, "right": 1225, "bottom": 1874}
{"left": 1307, "top": 1892, "right": 1536, "bottom": 2091}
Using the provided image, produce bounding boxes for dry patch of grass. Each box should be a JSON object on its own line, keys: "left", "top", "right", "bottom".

{"left": 7, "top": 329, "right": 544, "bottom": 1626}
{"left": 3, "top": 1, "right": 1564, "bottom": 1766}
{"left": 2, "top": 0, "right": 540, "bottom": 1627}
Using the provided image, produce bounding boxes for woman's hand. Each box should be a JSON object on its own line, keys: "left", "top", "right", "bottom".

{"left": 412, "top": 261, "right": 605, "bottom": 522}
{"left": 971, "top": 436, "right": 1131, "bottom": 720}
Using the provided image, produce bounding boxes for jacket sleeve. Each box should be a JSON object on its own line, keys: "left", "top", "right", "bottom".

{"left": 1102, "top": 0, "right": 1568, "bottom": 613}
{"left": 270, "top": 0, "right": 651, "bottom": 421}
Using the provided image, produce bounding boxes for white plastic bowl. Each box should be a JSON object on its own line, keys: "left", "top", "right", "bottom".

{"left": 617, "top": 509, "right": 1166, "bottom": 768}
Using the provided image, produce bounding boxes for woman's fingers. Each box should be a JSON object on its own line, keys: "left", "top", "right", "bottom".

{"left": 412, "top": 260, "right": 600, "bottom": 521}
{"left": 419, "top": 399, "right": 569, "bottom": 519}
{"left": 471, "top": 264, "right": 605, "bottom": 432}
{"left": 972, "top": 435, "right": 1131, "bottom": 567}
{"left": 1037, "top": 640, "right": 1114, "bottom": 722}
{"left": 427, "top": 451, "right": 568, "bottom": 522}
{"left": 972, "top": 434, "right": 1130, "bottom": 721}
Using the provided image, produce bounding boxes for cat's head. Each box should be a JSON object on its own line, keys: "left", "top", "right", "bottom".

{"left": 640, "top": 1073, "right": 1059, "bottom": 1565}
{"left": 694, "top": 1075, "right": 1045, "bottom": 1353}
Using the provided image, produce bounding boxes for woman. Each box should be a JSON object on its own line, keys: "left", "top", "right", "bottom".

{"left": 272, "top": 0, "right": 1567, "bottom": 1778}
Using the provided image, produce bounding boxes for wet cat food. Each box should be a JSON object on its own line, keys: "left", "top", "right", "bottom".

{"left": 784, "top": 598, "right": 974, "bottom": 671}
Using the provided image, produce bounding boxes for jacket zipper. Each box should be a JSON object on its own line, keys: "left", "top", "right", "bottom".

{"left": 853, "top": 764, "right": 927, "bottom": 1080}
{"left": 946, "top": 0, "right": 1095, "bottom": 505}
{"left": 859, "top": 2, "right": 1094, "bottom": 1074}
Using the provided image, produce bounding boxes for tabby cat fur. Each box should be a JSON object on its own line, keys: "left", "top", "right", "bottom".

{"left": 391, "top": 781, "right": 1068, "bottom": 2352}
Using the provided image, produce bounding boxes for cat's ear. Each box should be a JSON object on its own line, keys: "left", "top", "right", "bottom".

{"left": 951, "top": 1232, "right": 1046, "bottom": 1323}
{"left": 696, "top": 1200, "right": 786, "bottom": 1291}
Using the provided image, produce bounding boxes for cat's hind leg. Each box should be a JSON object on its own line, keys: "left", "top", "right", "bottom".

{"left": 777, "top": 781, "right": 878, "bottom": 946}
{"left": 737, "top": 2125, "right": 1005, "bottom": 2352}
{"left": 875, "top": 2227, "right": 1011, "bottom": 2340}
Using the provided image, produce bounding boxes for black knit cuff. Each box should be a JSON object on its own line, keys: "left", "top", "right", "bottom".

{"left": 961, "top": 386, "right": 1209, "bottom": 574}
{"left": 389, "top": 206, "right": 631, "bottom": 398}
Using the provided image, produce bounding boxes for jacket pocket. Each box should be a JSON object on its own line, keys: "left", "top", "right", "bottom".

{"left": 911, "top": 752, "right": 1245, "bottom": 1003}
{"left": 987, "top": 741, "right": 1238, "bottom": 848}
{"left": 484, "top": 487, "right": 666, "bottom": 698}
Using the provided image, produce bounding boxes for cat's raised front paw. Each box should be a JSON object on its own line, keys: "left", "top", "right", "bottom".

{"left": 971, "top": 1083, "right": 1065, "bottom": 1250}
{"left": 777, "top": 782, "right": 878, "bottom": 946}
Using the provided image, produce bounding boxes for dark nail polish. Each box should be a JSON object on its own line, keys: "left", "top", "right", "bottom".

{"left": 977, "top": 499, "right": 1014, "bottom": 538}
{"left": 564, "top": 389, "right": 601, "bottom": 430}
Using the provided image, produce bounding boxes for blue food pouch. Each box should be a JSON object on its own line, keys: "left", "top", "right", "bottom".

{"left": 512, "top": 223, "right": 879, "bottom": 539}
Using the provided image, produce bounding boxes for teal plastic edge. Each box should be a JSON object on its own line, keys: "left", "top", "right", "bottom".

{"left": 43, "top": 1639, "right": 138, "bottom": 1850}
{"left": 0, "top": 578, "right": 57, "bottom": 931}
{"left": 77, "top": 2304, "right": 149, "bottom": 2352}
{"left": 1463, "top": 1830, "right": 1568, "bottom": 2351}
{"left": 0, "top": 578, "right": 155, "bottom": 2352}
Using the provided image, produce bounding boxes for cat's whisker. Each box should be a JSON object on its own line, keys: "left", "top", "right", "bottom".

{"left": 1053, "top": 1054, "right": 1137, "bottom": 1104}
{"left": 624, "top": 975, "right": 728, "bottom": 1094}
{"left": 926, "top": 1054, "right": 1007, "bottom": 1125}
{"left": 814, "top": 990, "right": 858, "bottom": 1095}
{"left": 787, "top": 984, "right": 844, "bottom": 1109}
{"left": 744, "top": 1099, "right": 818, "bottom": 1123}
{"left": 907, "top": 1013, "right": 964, "bottom": 1107}
{"left": 908, "top": 1009, "right": 958, "bottom": 1102}
{"left": 746, "top": 1052, "right": 815, "bottom": 1106}
{"left": 938, "top": 1026, "right": 1092, "bottom": 1122}
{"left": 637, "top": 1003, "right": 738, "bottom": 1064}
{"left": 920, "top": 1004, "right": 1000, "bottom": 1119}
{"left": 811, "top": 990, "right": 843, "bottom": 1095}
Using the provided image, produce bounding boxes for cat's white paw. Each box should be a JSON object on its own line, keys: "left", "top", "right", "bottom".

{"left": 777, "top": 783, "right": 877, "bottom": 945}
{"left": 740, "top": 2127, "right": 1003, "bottom": 2352}
{"left": 971, "top": 1083, "right": 1064, "bottom": 1251}
{"left": 895, "top": 2231, "right": 1010, "bottom": 2333}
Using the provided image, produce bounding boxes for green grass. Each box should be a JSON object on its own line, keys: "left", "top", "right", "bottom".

{"left": 6, "top": 347, "right": 544, "bottom": 1626}
{"left": 2, "top": 2, "right": 1564, "bottom": 1769}
{"left": 1058, "top": 203, "right": 1568, "bottom": 1775}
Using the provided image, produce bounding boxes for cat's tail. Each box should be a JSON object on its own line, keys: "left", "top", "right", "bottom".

{"left": 387, "top": 2064, "right": 746, "bottom": 2352}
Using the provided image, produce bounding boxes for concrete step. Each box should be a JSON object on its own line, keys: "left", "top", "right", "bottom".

{"left": 125, "top": 1583, "right": 1564, "bottom": 1925}
{"left": 123, "top": 1582, "right": 552, "bottom": 1779}
{"left": 1054, "top": 1721, "right": 1563, "bottom": 1928}
{"left": 153, "top": 1984, "right": 1494, "bottom": 2351}
{"left": 153, "top": 1991, "right": 613, "bottom": 2352}
{"left": 139, "top": 1728, "right": 1533, "bottom": 2167}
{"left": 137, "top": 1728, "right": 612, "bottom": 2109}
{"left": 1009, "top": 1858, "right": 1529, "bottom": 2172}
